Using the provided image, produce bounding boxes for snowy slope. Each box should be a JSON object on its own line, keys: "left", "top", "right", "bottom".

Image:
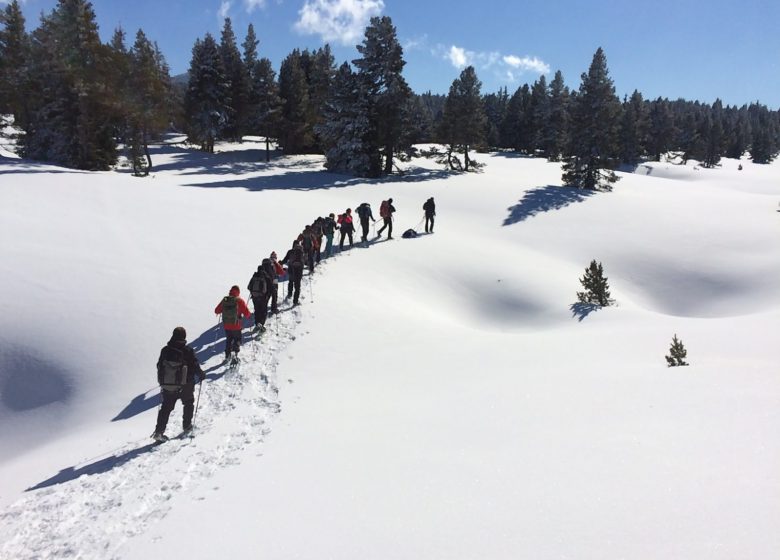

{"left": 1, "top": 143, "right": 779, "bottom": 559}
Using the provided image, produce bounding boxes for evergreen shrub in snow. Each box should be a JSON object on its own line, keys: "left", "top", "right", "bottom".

{"left": 665, "top": 334, "right": 689, "bottom": 367}
{"left": 576, "top": 260, "right": 612, "bottom": 306}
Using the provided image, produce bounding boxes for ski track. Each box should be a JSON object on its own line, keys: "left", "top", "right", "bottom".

{"left": 0, "top": 282, "right": 310, "bottom": 560}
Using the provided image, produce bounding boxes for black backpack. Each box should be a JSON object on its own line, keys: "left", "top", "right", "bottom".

{"left": 302, "top": 235, "right": 313, "bottom": 252}
{"left": 357, "top": 204, "right": 369, "bottom": 220}
{"left": 402, "top": 228, "right": 418, "bottom": 239}
{"left": 158, "top": 346, "right": 188, "bottom": 389}
{"left": 249, "top": 272, "right": 267, "bottom": 296}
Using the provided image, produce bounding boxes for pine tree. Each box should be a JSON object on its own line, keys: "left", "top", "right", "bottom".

{"left": 619, "top": 90, "right": 647, "bottom": 165}
{"left": 219, "top": 18, "right": 247, "bottom": 141}
{"left": 353, "top": 16, "right": 412, "bottom": 175}
{"left": 21, "top": 0, "right": 117, "bottom": 169}
{"left": 544, "top": 71, "right": 570, "bottom": 161}
{"left": 317, "top": 62, "right": 375, "bottom": 175}
{"left": 665, "top": 334, "right": 689, "bottom": 367}
{"left": 0, "top": 0, "right": 29, "bottom": 126}
{"left": 748, "top": 102, "right": 777, "bottom": 164}
{"left": 278, "top": 49, "right": 312, "bottom": 154}
{"left": 482, "top": 87, "right": 508, "bottom": 148}
{"left": 528, "top": 75, "right": 550, "bottom": 154}
{"left": 185, "top": 33, "right": 228, "bottom": 153}
{"left": 562, "top": 48, "right": 621, "bottom": 190}
{"left": 646, "top": 97, "right": 676, "bottom": 161}
{"left": 500, "top": 84, "right": 531, "bottom": 151}
{"left": 243, "top": 24, "right": 280, "bottom": 160}
{"left": 437, "top": 66, "right": 487, "bottom": 171}
{"left": 576, "top": 260, "right": 612, "bottom": 306}
{"left": 126, "top": 30, "right": 171, "bottom": 174}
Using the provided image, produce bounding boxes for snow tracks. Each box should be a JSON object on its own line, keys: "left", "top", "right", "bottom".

{"left": 0, "top": 303, "right": 303, "bottom": 560}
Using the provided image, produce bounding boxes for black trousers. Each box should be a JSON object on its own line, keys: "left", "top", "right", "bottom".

{"left": 252, "top": 294, "right": 270, "bottom": 326}
{"left": 287, "top": 268, "right": 303, "bottom": 303}
{"left": 225, "top": 329, "right": 242, "bottom": 356}
{"left": 377, "top": 217, "right": 393, "bottom": 238}
{"left": 425, "top": 215, "right": 434, "bottom": 232}
{"left": 339, "top": 229, "right": 353, "bottom": 249}
{"left": 155, "top": 384, "right": 195, "bottom": 434}
{"left": 360, "top": 218, "right": 370, "bottom": 241}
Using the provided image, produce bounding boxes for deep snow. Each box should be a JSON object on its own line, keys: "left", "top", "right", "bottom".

{"left": 0, "top": 140, "right": 778, "bottom": 559}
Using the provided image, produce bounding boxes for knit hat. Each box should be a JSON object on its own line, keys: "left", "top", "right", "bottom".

{"left": 172, "top": 326, "right": 187, "bottom": 341}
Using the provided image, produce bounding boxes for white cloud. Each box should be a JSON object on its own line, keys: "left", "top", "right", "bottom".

{"left": 218, "top": 0, "right": 231, "bottom": 19}
{"left": 439, "top": 44, "right": 550, "bottom": 83}
{"left": 447, "top": 45, "right": 471, "bottom": 69}
{"left": 502, "top": 54, "right": 550, "bottom": 75}
{"left": 403, "top": 34, "right": 428, "bottom": 53}
{"left": 243, "top": 0, "right": 267, "bottom": 11}
{"left": 294, "top": 0, "right": 385, "bottom": 46}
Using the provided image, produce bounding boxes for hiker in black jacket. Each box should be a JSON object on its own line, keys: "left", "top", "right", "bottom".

{"left": 423, "top": 197, "right": 436, "bottom": 233}
{"left": 153, "top": 327, "right": 204, "bottom": 442}
{"left": 247, "top": 262, "right": 272, "bottom": 331}
{"left": 281, "top": 240, "right": 305, "bottom": 305}
{"left": 356, "top": 202, "right": 376, "bottom": 243}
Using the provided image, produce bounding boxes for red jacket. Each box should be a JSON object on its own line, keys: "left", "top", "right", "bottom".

{"left": 214, "top": 287, "right": 251, "bottom": 331}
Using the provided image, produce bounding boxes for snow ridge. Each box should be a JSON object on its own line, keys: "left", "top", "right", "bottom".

{"left": 0, "top": 296, "right": 306, "bottom": 560}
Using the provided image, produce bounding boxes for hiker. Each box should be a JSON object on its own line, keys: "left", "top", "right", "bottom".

{"left": 214, "top": 285, "right": 251, "bottom": 362}
{"left": 269, "top": 252, "right": 284, "bottom": 314}
{"left": 281, "top": 240, "right": 305, "bottom": 305}
{"left": 247, "top": 262, "right": 272, "bottom": 331}
{"left": 323, "top": 213, "right": 337, "bottom": 257}
{"left": 377, "top": 198, "right": 396, "bottom": 239}
{"left": 152, "top": 326, "right": 204, "bottom": 442}
{"left": 338, "top": 208, "right": 355, "bottom": 250}
{"left": 423, "top": 197, "right": 436, "bottom": 233}
{"left": 312, "top": 218, "right": 325, "bottom": 264}
{"left": 356, "top": 202, "right": 376, "bottom": 243}
{"left": 298, "top": 225, "right": 317, "bottom": 272}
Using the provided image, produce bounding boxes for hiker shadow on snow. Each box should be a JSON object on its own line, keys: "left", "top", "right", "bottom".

{"left": 503, "top": 185, "right": 596, "bottom": 226}
{"left": 27, "top": 442, "right": 160, "bottom": 491}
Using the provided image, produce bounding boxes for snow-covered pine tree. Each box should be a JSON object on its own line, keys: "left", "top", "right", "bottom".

{"left": 437, "top": 66, "right": 487, "bottom": 172}
{"left": 317, "top": 62, "right": 375, "bottom": 175}
{"left": 353, "top": 16, "right": 412, "bottom": 176}
{"left": 21, "top": 0, "right": 117, "bottom": 169}
{"left": 185, "top": 33, "right": 228, "bottom": 153}
{"left": 665, "top": 334, "right": 689, "bottom": 367}
{"left": 562, "top": 47, "right": 621, "bottom": 190}
{"left": 576, "top": 260, "right": 612, "bottom": 307}
{"left": 543, "top": 71, "right": 569, "bottom": 161}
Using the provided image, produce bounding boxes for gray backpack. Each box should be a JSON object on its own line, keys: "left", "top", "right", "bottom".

{"left": 159, "top": 347, "right": 188, "bottom": 389}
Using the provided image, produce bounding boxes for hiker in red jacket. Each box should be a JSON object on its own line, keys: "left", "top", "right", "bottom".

{"left": 337, "top": 208, "right": 355, "bottom": 250}
{"left": 214, "top": 285, "right": 251, "bottom": 363}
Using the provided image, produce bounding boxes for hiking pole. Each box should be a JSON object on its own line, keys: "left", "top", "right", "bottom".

{"left": 309, "top": 275, "right": 314, "bottom": 303}
{"left": 193, "top": 378, "right": 203, "bottom": 426}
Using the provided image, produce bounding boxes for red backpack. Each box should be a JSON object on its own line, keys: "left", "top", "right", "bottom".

{"left": 380, "top": 200, "right": 390, "bottom": 218}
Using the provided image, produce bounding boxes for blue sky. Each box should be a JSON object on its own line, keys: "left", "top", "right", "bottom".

{"left": 10, "top": 0, "right": 780, "bottom": 107}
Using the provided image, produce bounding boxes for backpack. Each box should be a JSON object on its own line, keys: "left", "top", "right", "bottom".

{"left": 380, "top": 200, "right": 390, "bottom": 218}
{"left": 221, "top": 296, "right": 239, "bottom": 324}
{"left": 158, "top": 346, "right": 188, "bottom": 388}
{"left": 402, "top": 228, "right": 418, "bottom": 239}
{"left": 302, "top": 234, "right": 313, "bottom": 252}
{"left": 357, "top": 204, "right": 369, "bottom": 220}
{"left": 249, "top": 273, "right": 267, "bottom": 296}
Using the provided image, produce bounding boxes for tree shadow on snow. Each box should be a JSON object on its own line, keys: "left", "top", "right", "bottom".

{"left": 569, "top": 302, "right": 601, "bottom": 322}
{"left": 27, "top": 442, "right": 159, "bottom": 491}
{"left": 503, "top": 185, "right": 596, "bottom": 226}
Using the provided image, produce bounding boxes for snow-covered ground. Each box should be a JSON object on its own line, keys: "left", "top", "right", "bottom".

{"left": 0, "top": 141, "right": 778, "bottom": 559}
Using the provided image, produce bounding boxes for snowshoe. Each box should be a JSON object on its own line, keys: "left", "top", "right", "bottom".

{"left": 152, "top": 432, "right": 169, "bottom": 443}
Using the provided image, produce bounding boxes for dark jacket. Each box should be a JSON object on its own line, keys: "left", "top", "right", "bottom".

{"left": 157, "top": 339, "right": 203, "bottom": 387}
{"left": 282, "top": 245, "right": 305, "bottom": 278}
{"left": 423, "top": 198, "right": 436, "bottom": 217}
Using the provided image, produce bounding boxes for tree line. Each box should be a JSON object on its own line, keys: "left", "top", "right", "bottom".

{"left": 1, "top": 0, "right": 778, "bottom": 187}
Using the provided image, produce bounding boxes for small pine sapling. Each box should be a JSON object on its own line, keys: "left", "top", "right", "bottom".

{"left": 576, "top": 260, "right": 612, "bottom": 306}
{"left": 665, "top": 334, "right": 689, "bottom": 367}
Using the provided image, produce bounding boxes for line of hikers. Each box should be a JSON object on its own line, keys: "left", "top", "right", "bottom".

{"left": 151, "top": 197, "right": 435, "bottom": 442}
